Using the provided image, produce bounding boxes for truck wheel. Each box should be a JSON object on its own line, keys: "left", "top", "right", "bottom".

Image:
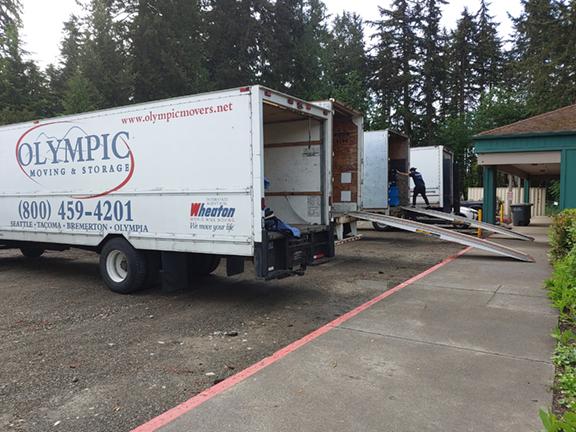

{"left": 20, "top": 247, "right": 45, "bottom": 258}
{"left": 99, "top": 238, "right": 148, "bottom": 294}
{"left": 188, "top": 254, "right": 221, "bottom": 276}
{"left": 372, "top": 222, "right": 392, "bottom": 232}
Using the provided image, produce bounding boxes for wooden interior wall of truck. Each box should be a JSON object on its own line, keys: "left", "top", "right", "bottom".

{"left": 332, "top": 111, "right": 360, "bottom": 207}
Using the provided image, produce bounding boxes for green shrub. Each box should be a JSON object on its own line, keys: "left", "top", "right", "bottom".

{"left": 547, "top": 248, "right": 576, "bottom": 321}
{"left": 559, "top": 367, "right": 576, "bottom": 411}
{"left": 553, "top": 344, "right": 576, "bottom": 368}
{"left": 540, "top": 409, "right": 576, "bottom": 431}
{"left": 543, "top": 221, "right": 576, "bottom": 431}
{"left": 550, "top": 210, "right": 576, "bottom": 263}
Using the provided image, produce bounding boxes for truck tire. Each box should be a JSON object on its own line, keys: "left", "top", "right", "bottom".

{"left": 188, "top": 254, "right": 221, "bottom": 276}
{"left": 99, "top": 238, "right": 148, "bottom": 294}
{"left": 20, "top": 247, "right": 45, "bottom": 258}
{"left": 372, "top": 222, "right": 392, "bottom": 232}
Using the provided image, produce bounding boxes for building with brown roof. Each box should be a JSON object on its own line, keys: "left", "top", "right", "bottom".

{"left": 474, "top": 103, "right": 576, "bottom": 223}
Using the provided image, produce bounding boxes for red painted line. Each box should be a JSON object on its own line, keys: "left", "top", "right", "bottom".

{"left": 132, "top": 246, "right": 472, "bottom": 432}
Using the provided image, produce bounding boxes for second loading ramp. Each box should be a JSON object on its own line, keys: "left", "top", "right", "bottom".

{"left": 349, "top": 211, "right": 533, "bottom": 262}
{"left": 401, "top": 207, "right": 534, "bottom": 242}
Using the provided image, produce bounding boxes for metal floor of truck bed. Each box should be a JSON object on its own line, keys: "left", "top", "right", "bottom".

{"left": 348, "top": 211, "right": 533, "bottom": 263}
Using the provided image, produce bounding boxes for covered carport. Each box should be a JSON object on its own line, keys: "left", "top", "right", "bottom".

{"left": 474, "top": 104, "right": 576, "bottom": 224}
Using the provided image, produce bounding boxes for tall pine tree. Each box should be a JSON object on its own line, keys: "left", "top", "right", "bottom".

{"left": 445, "top": 8, "right": 477, "bottom": 117}
{"left": 510, "top": 0, "right": 564, "bottom": 113}
{"left": 415, "top": 0, "right": 447, "bottom": 145}
{"left": 557, "top": 0, "right": 576, "bottom": 105}
{"left": 263, "top": 0, "right": 330, "bottom": 99}
{"left": 0, "top": 0, "right": 21, "bottom": 56}
{"left": 474, "top": 0, "right": 503, "bottom": 95}
{"left": 132, "top": 0, "right": 207, "bottom": 102}
{"left": 0, "top": 0, "right": 52, "bottom": 123}
{"left": 326, "top": 12, "right": 369, "bottom": 113}
{"left": 204, "top": 0, "right": 266, "bottom": 91}
{"left": 371, "top": 0, "right": 420, "bottom": 137}
{"left": 81, "top": 0, "right": 132, "bottom": 109}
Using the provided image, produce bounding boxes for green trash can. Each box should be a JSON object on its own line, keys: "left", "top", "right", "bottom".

{"left": 511, "top": 203, "right": 533, "bottom": 227}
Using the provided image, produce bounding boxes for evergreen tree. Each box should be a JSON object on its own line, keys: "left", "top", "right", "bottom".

{"left": 81, "top": 0, "right": 132, "bottom": 109}
{"left": 0, "top": 0, "right": 21, "bottom": 56}
{"left": 474, "top": 0, "right": 503, "bottom": 95}
{"left": 326, "top": 12, "right": 369, "bottom": 113}
{"left": 371, "top": 0, "right": 420, "bottom": 137}
{"left": 132, "top": 0, "right": 207, "bottom": 102}
{"left": 556, "top": 0, "right": 576, "bottom": 105}
{"left": 415, "top": 0, "right": 447, "bottom": 145}
{"left": 46, "top": 15, "right": 85, "bottom": 113}
{"left": 510, "top": 0, "right": 564, "bottom": 113}
{"left": 0, "top": 0, "right": 52, "bottom": 124}
{"left": 62, "top": 70, "right": 103, "bottom": 114}
{"left": 59, "top": 16, "right": 84, "bottom": 84}
{"left": 263, "top": 0, "right": 331, "bottom": 99}
{"left": 204, "top": 0, "right": 266, "bottom": 91}
{"left": 445, "top": 8, "right": 477, "bottom": 117}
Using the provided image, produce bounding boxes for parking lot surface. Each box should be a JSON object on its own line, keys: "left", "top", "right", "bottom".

{"left": 0, "top": 230, "right": 460, "bottom": 432}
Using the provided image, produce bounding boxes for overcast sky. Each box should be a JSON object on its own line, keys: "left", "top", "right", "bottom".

{"left": 21, "top": 0, "right": 523, "bottom": 69}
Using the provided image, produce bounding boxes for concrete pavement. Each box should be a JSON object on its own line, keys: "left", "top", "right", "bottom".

{"left": 142, "top": 219, "right": 557, "bottom": 432}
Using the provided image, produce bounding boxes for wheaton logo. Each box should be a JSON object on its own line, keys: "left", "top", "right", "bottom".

{"left": 190, "top": 203, "right": 236, "bottom": 218}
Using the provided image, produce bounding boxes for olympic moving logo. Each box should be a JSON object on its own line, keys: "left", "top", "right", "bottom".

{"left": 16, "top": 121, "right": 135, "bottom": 199}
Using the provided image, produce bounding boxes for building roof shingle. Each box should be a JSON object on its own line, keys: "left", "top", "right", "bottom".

{"left": 477, "top": 103, "right": 576, "bottom": 137}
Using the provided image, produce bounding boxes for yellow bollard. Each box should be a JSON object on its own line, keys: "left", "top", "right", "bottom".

{"left": 500, "top": 203, "right": 504, "bottom": 225}
{"left": 477, "top": 209, "right": 483, "bottom": 238}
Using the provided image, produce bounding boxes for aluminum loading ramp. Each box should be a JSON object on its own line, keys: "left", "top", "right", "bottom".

{"left": 401, "top": 207, "right": 535, "bottom": 241}
{"left": 349, "top": 211, "right": 534, "bottom": 262}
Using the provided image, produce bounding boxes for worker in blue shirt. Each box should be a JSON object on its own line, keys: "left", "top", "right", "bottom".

{"left": 397, "top": 167, "right": 431, "bottom": 208}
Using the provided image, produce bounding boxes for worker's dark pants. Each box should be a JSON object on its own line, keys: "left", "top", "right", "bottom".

{"left": 413, "top": 185, "right": 430, "bottom": 206}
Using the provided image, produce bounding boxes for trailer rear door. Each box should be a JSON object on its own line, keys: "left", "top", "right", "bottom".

{"left": 362, "top": 131, "right": 389, "bottom": 209}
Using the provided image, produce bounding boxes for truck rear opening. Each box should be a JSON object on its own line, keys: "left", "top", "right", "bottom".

{"left": 256, "top": 97, "right": 334, "bottom": 279}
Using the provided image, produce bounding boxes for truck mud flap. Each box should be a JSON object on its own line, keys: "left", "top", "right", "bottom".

{"left": 349, "top": 211, "right": 534, "bottom": 263}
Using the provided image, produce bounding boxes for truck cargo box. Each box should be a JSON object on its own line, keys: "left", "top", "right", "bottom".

{"left": 409, "top": 145, "right": 454, "bottom": 211}
{"left": 0, "top": 86, "right": 335, "bottom": 293}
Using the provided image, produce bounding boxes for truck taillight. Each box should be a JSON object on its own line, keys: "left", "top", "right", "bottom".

{"left": 287, "top": 98, "right": 294, "bottom": 105}
{"left": 240, "top": 87, "right": 250, "bottom": 93}
{"left": 261, "top": 198, "right": 266, "bottom": 210}
{"left": 264, "top": 90, "right": 272, "bottom": 97}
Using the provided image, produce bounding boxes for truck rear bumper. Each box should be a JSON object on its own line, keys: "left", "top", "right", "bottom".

{"left": 254, "top": 225, "right": 335, "bottom": 280}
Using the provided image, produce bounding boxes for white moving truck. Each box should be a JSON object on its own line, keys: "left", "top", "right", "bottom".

{"left": 0, "top": 86, "right": 335, "bottom": 293}
{"left": 409, "top": 145, "right": 454, "bottom": 211}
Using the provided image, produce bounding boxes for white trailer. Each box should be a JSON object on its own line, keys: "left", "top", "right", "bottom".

{"left": 0, "top": 86, "right": 335, "bottom": 293}
{"left": 409, "top": 146, "right": 454, "bottom": 211}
